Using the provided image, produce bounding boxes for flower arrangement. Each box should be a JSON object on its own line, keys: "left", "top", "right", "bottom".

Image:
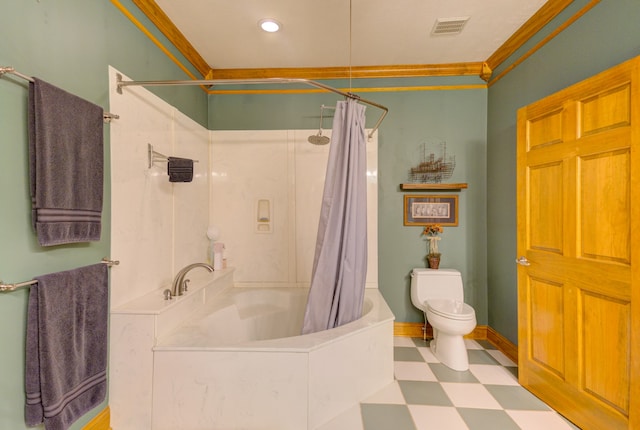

{"left": 423, "top": 224, "right": 443, "bottom": 237}
{"left": 422, "top": 224, "right": 443, "bottom": 258}
{"left": 422, "top": 224, "right": 443, "bottom": 269}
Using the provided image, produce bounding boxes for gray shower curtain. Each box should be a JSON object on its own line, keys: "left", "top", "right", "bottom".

{"left": 302, "top": 98, "right": 368, "bottom": 334}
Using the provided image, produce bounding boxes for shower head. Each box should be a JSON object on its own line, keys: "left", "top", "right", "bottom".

{"left": 308, "top": 104, "right": 332, "bottom": 145}
{"left": 308, "top": 133, "right": 330, "bottom": 145}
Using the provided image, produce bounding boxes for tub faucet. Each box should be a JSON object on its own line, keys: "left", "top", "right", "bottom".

{"left": 169, "top": 263, "right": 214, "bottom": 298}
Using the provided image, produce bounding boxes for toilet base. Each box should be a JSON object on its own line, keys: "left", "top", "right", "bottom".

{"left": 430, "top": 329, "right": 469, "bottom": 371}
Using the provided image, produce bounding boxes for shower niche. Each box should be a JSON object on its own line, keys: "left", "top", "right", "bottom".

{"left": 256, "top": 198, "right": 272, "bottom": 233}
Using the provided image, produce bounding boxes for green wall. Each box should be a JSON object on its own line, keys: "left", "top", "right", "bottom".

{"left": 2, "top": 0, "right": 639, "bottom": 428}
{"left": 209, "top": 77, "right": 489, "bottom": 324}
{"left": 0, "top": 1, "right": 207, "bottom": 428}
{"left": 486, "top": 0, "right": 640, "bottom": 344}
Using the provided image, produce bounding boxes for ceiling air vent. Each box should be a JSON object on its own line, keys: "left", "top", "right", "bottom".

{"left": 431, "top": 17, "right": 470, "bottom": 36}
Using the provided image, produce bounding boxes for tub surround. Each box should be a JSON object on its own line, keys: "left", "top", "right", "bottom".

{"left": 108, "top": 66, "right": 211, "bottom": 310}
{"left": 111, "top": 268, "right": 234, "bottom": 315}
{"left": 210, "top": 129, "right": 378, "bottom": 289}
{"left": 109, "top": 269, "right": 394, "bottom": 430}
{"left": 109, "top": 268, "right": 233, "bottom": 429}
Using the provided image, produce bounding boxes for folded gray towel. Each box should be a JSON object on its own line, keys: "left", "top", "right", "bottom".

{"left": 25, "top": 263, "right": 108, "bottom": 430}
{"left": 167, "top": 156, "right": 194, "bottom": 182}
{"left": 28, "top": 78, "right": 104, "bottom": 246}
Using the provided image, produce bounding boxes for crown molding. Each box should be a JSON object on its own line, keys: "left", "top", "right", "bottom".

{"left": 208, "top": 63, "right": 486, "bottom": 81}
{"left": 129, "top": 1, "right": 486, "bottom": 81}
{"left": 487, "top": 0, "right": 601, "bottom": 86}
{"left": 485, "top": 0, "right": 574, "bottom": 72}
{"left": 131, "top": 0, "right": 212, "bottom": 78}
{"left": 129, "top": 0, "right": 585, "bottom": 85}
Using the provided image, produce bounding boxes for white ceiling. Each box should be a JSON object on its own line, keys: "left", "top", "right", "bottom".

{"left": 154, "top": 0, "right": 548, "bottom": 70}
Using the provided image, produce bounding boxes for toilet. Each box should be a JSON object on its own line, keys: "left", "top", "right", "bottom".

{"left": 410, "top": 268, "right": 476, "bottom": 371}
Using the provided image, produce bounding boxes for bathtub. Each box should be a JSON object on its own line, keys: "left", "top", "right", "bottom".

{"left": 156, "top": 287, "right": 312, "bottom": 348}
{"left": 150, "top": 280, "right": 395, "bottom": 430}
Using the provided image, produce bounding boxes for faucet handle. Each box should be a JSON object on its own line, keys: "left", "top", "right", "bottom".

{"left": 182, "top": 279, "right": 190, "bottom": 293}
{"left": 163, "top": 289, "right": 173, "bottom": 300}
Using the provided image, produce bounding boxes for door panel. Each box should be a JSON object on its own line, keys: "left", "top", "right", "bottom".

{"left": 529, "top": 162, "right": 564, "bottom": 253}
{"left": 529, "top": 277, "right": 565, "bottom": 376}
{"left": 517, "top": 56, "right": 639, "bottom": 430}
{"left": 580, "top": 84, "right": 631, "bottom": 136}
{"left": 580, "top": 149, "right": 631, "bottom": 263}
{"left": 582, "top": 291, "right": 630, "bottom": 414}
{"left": 528, "top": 108, "right": 564, "bottom": 148}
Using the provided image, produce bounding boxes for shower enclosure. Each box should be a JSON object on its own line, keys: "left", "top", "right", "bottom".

{"left": 210, "top": 129, "right": 378, "bottom": 290}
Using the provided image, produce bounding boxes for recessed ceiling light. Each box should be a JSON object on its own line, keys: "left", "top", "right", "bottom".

{"left": 259, "top": 19, "right": 281, "bottom": 33}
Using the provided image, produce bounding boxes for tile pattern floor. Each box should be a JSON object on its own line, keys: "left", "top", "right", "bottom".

{"left": 319, "top": 337, "right": 580, "bottom": 430}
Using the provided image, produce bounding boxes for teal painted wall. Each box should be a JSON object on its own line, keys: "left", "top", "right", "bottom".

{"left": 209, "top": 77, "right": 489, "bottom": 324}
{"left": 3, "top": 0, "right": 639, "bottom": 428}
{"left": 486, "top": 0, "right": 640, "bottom": 344}
{"left": 0, "top": 1, "right": 207, "bottom": 428}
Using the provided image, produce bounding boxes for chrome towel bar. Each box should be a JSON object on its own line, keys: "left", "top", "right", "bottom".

{"left": 0, "top": 258, "right": 119, "bottom": 293}
{"left": 148, "top": 143, "right": 198, "bottom": 169}
{"left": 0, "top": 66, "right": 119, "bottom": 123}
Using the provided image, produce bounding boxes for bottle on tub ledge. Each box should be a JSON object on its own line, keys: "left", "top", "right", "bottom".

{"left": 207, "top": 226, "right": 220, "bottom": 268}
{"left": 213, "top": 242, "right": 225, "bottom": 270}
{"left": 222, "top": 245, "right": 227, "bottom": 269}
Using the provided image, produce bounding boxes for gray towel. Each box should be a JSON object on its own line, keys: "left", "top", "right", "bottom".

{"left": 25, "top": 263, "right": 108, "bottom": 430}
{"left": 167, "top": 156, "right": 194, "bottom": 182}
{"left": 28, "top": 78, "right": 104, "bottom": 246}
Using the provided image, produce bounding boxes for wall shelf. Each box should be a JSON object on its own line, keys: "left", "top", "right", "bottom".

{"left": 400, "top": 183, "right": 468, "bottom": 191}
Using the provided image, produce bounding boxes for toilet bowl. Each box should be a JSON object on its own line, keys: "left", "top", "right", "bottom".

{"left": 410, "top": 269, "right": 477, "bottom": 371}
{"left": 426, "top": 299, "right": 476, "bottom": 371}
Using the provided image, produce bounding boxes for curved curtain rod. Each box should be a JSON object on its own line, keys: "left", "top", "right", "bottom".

{"left": 116, "top": 74, "right": 387, "bottom": 139}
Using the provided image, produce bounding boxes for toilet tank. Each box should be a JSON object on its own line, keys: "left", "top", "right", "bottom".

{"left": 410, "top": 268, "right": 464, "bottom": 312}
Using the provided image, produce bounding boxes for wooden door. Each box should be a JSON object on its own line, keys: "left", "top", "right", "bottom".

{"left": 516, "top": 57, "right": 640, "bottom": 429}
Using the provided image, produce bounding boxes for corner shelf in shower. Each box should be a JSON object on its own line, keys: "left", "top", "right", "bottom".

{"left": 400, "top": 183, "right": 468, "bottom": 191}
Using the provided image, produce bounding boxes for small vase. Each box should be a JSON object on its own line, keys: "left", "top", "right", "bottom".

{"left": 428, "top": 255, "right": 440, "bottom": 269}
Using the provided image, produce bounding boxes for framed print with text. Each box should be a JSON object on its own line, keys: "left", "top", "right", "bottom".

{"left": 403, "top": 194, "right": 458, "bottom": 226}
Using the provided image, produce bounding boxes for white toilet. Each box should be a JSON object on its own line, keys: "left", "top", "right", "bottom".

{"left": 410, "top": 268, "right": 476, "bottom": 371}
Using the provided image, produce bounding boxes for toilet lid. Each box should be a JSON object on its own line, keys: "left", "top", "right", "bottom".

{"left": 426, "top": 299, "right": 475, "bottom": 321}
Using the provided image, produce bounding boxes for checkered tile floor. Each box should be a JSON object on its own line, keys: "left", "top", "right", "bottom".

{"left": 318, "top": 337, "right": 580, "bottom": 430}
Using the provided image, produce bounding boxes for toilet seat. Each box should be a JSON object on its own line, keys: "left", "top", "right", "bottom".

{"left": 426, "top": 299, "right": 475, "bottom": 321}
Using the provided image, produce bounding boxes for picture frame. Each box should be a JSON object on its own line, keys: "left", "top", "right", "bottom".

{"left": 403, "top": 194, "right": 458, "bottom": 226}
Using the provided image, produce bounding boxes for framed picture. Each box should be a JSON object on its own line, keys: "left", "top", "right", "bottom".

{"left": 404, "top": 194, "right": 458, "bottom": 226}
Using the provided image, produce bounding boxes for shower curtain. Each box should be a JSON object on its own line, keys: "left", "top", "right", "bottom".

{"left": 302, "top": 98, "right": 368, "bottom": 334}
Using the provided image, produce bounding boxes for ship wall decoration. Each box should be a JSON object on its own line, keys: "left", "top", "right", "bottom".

{"left": 408, "top": 142, "right": 456, "bottom": 184}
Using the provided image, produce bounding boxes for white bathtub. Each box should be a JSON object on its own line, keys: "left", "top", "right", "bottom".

{"left": 156, "top": 287, "right": 311, "bottom": 348}
{"left": 156, "top": 287, "right": 381, "bottom": 348}
{"left": 110, "top": 269, "right": 394, "bottom": 429}
{"left": 151, "top": 283, "right": 395, "bottom": 430}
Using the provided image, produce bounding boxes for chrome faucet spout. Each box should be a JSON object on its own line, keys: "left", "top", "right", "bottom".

{"left": 170, "top": 263, "right": 214, "bottom": 298}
